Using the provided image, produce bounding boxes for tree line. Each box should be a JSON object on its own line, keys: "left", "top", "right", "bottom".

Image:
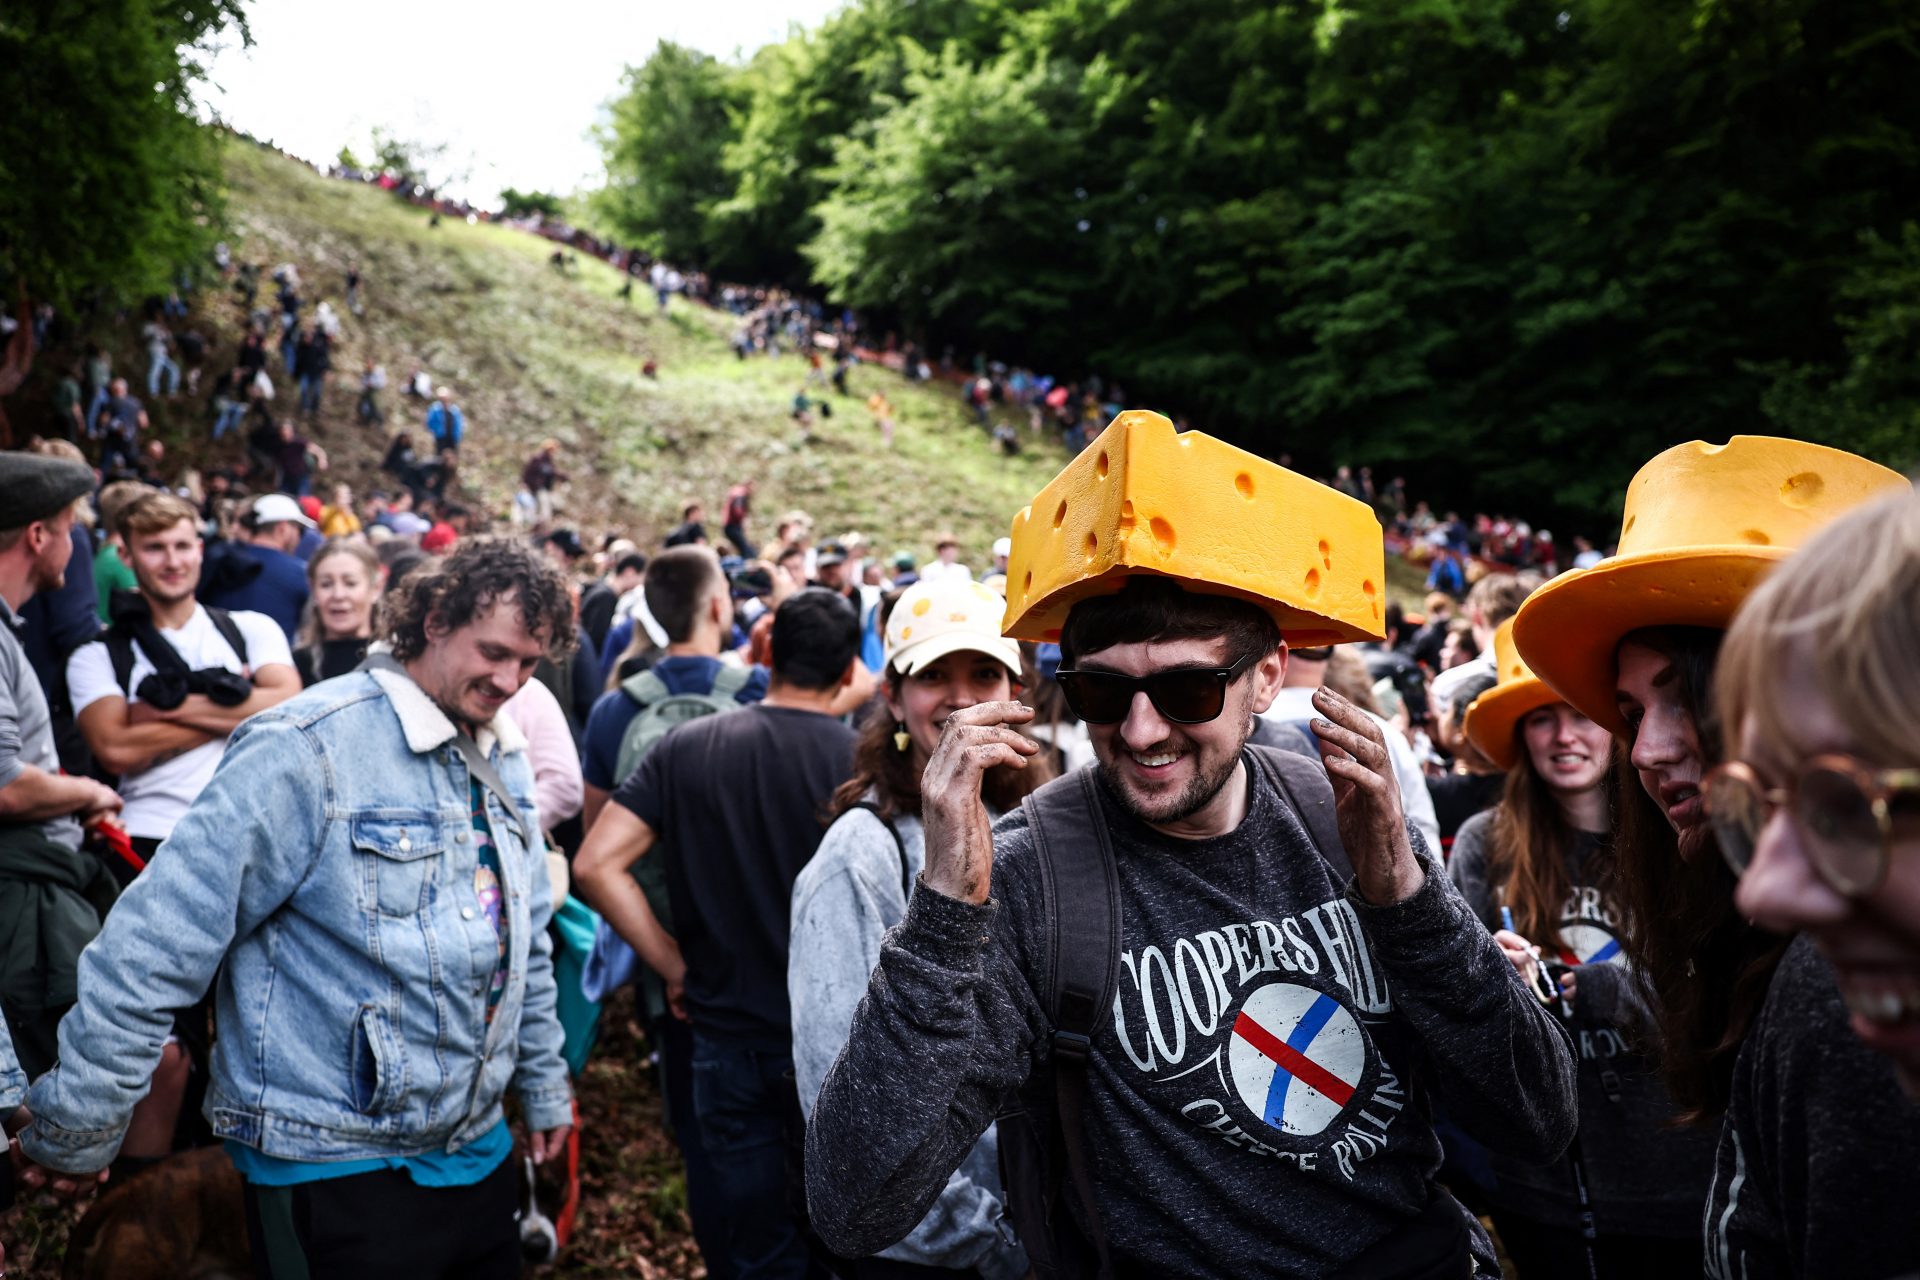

{"left": 592, "top": 0, "right": 1920, "bottom": 526}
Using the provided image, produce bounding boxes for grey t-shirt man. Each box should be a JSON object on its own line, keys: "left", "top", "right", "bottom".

{"left": 0, "top": 595, "right": 81, "bottom": 851}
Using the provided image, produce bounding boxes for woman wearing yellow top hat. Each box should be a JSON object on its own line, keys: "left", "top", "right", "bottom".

{"left": 1447, "top": 621, "right": 1715, "bottom": 1277}
{"left": 1512, "top": 435, "right": 1911, "bottom": 1275}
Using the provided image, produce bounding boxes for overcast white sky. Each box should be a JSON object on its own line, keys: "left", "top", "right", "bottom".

{"left": 196, "top": 0, "right": 843, "bottom": 204}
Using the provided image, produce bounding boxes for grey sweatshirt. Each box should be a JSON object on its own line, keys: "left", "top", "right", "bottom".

{"left": 1704, "top": 935, "right": 1920, "bottom": 1279}
{"left": 789, "top": 802, "right": 1028, "bottom": 1280}
{"left": 1449, "top": 812, "right": 1716, "bottom": 1236}
{"left": 807, "top": 759, "right": 1578, "bottom": 1277}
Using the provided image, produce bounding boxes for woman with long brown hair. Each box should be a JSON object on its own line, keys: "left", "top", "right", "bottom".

{"left": 789, "top": 578, "right": 1053, "bottom": 1278}
{"left": 1449, "top": 622, "right": 1714, "bottom": 1277}
{"left": 1513, "top": 437, "right": 1908, "bottom": 1275}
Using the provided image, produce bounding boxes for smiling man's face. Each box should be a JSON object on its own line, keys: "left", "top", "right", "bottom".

{"left": 1081, "top": 635, "right": 1281, "bottom": 835}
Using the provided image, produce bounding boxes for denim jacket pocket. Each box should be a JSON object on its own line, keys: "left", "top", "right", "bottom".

{"left": 348, "top": 1005, "right": 407, "bottom": 1115}
{"left": 350, "top": 814, "right": 447, "bottom": 916}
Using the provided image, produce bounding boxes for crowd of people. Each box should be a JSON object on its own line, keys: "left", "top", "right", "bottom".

{"left": 3, "top": 137, "right": 1915, "bottom": 1280}
{"left": 0, "top": 408, "right": 1915, "bottom": 1280}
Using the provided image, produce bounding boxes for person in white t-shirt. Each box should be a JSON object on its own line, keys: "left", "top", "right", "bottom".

{"left": 64, "top": 490, "right": 299, "bottom": 1174}
{"left": 917, "top": 532, "right": 972, "bottom": 584}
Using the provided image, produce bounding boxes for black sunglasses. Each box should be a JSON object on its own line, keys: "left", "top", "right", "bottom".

{"left": 1054, "top": 651, "right": 1259, "bottom": 725}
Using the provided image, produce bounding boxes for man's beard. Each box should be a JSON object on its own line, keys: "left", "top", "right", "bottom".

{"left": 1097, "top": 735, "right": 1247, "bottom": 829}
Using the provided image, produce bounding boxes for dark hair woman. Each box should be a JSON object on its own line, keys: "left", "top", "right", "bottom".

{"left": 789, "top": 577, "right": 1053, "bottom": 1278}
{"left": 1513, "top": 436, "right": 1910, "bottom": 1277}
{"left": 1449, "top": 622, "right": 1715, "bottom": 1277}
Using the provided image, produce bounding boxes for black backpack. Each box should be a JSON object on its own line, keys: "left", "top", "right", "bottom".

{"left": 997, "top": 745, "right": 1480, "bottom": 1279}
{"left": 105, "top": 605, "right": 249, "bottom": 696}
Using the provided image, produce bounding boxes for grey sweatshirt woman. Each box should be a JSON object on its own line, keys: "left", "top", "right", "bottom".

{"left": 790, "top": 800, "right": 1029, "bottom": 1280}
{"left": 1449, "top": 812, "right": 1716, "bottom": 1237}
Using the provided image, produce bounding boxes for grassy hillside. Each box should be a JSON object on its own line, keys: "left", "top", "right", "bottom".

{"left": 219, "top": 140, "right": 1071, "bottom": 557}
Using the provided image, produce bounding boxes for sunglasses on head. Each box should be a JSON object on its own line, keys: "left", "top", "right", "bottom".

{"left": 1704, "top": 754, "right": 1920, "bottom": 897}
{"left": 1054, "top": 651, "right": 1258, "bottom": 725}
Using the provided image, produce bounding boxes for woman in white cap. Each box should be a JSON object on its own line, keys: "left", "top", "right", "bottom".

{"left": 789, "top": 578, "right": 1050, "bottom": 1279}
{"left": 1447, "top": 622, "right": 1715, "bottom": 1277}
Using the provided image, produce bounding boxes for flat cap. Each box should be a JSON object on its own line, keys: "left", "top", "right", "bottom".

{"left": 0, "top": 452, "right": 93, "bottom": 528}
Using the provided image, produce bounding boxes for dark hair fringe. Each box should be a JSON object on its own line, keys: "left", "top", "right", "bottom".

{"left": 380, "top": 537, "right": 577, "bottom": 663}
{"left": 1058, "top": 577, "right": 1280, "bottom": 668}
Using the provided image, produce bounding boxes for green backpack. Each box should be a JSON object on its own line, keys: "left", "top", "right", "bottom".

{"left": 611, "top": 663, "right": 752, "bottom": 1022}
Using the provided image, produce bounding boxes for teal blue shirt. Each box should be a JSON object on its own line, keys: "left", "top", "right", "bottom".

{"left": 226, "top": 1118, "right": 511, "bottom": 1187}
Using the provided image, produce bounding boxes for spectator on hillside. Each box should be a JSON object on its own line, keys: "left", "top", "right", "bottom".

{"left": 664, "top": 502, "right": 706, "bottom": 548}
{"left": 1571, "top": 534, "right": 1603, "bottom": 570}
{"left": 52, "top": 362, "right": 86, "bottom": 442}
{"left": 723, "top": 480, "right": 755, "bottom": 558}
{"left": 427, "top": 386, "right": 465, "bottom": 455}
{"left": 918, "top": 532, "right": 971, "bottom": 584}
{"left": 888, "top": 550, "right": 919, "bottom": 591}
{"left": 294, "top": 326, "right": 331, "bottom": 416}
{"left": 293, "top": 538, "right": 379, "bottom": 686}
{"left": 357, "top": 359, "right": 387, "bottom": 425}
{"left": 377, "top": 487, "right": 433, "bottom": 538}
{"left": 381, "top": 430, "right": 428, "bottom": 500}
{"left": 575, "top": 589, "right": 860, "bottom": 1278}
{"left": 865, "top": 391, "right": 895, "bottom": 448}
{"left": 91, "top": 482, "right": 149, "bottom": 624}
{"left": 0, "top": 453, "right": 123, "bottom": 1076}
{"left": 1425, "top": 543, "right": 1466, "bottom": 597}
{"left": 521, "top": 439, "right": 567, "bottom": 525}
{"left": 94, "top": 378, "right": 148, "bottom": 477}
{"left": 142, "top": 319, "right": 179, "bottom": 399}
{"left": 198, "top": 494, "right": 317, "bottom": 642}
{"left": 345, "top": 261, "right": 363, "bottom": 315}
{"left": 177, "top": 325, "right": 207, "bottom": 396}
{"left": 270, "top": 420, "right": 328, "bottom": 498}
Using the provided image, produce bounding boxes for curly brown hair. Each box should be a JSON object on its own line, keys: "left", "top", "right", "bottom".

{"left": 380, "top": 538, "right": 577, "bottom": 662}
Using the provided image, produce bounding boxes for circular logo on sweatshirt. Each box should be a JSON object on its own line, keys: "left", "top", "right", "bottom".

{"left": 1227, "top": 981, "right": 1365, "bottom": 1137}
{"left": 1554, "top": 923, "right": 1622, "bottom": 968}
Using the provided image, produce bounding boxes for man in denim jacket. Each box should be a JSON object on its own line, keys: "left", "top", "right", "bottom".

{"left": 19, "top": 540, "right": 579, "bottom": 1279}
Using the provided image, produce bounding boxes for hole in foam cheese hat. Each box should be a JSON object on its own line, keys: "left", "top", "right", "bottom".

{"left": 1462, "top": 618, "right": 1561, "bottom": 771}
{"left": 1000, "top": 410, "right": 1387, "bottom": 645}
{"left": 1512, "top": 435, "right": 1910, "bottom": 735}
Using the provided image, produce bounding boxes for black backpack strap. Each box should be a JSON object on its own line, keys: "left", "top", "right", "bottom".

{"left": 848, "top": 801, "right": 911, "bottom": 900}
{"left": 203, "top": 606, "right": 250, "bottom": 668}
{"left": 1022, "top": 767, "right": 1120, "bottom": 1278}
{"left": 105, "top": 627, "right": 138, "bottom": 697}
{"left": 1245, "top": 744, "right": 1355, "bottom": 885}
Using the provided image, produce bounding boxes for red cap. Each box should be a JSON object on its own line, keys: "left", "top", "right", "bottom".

{"left": 298, "top": 495, "right": 323, "bottom": 521}
{"left": 421, "top": 522, "right": 458, "bottom": 553}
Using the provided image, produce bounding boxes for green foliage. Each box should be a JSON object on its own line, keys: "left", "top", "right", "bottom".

{"left": 0, "top": 0, "right": 247, "bottom": 308}
{"left": 595, "top": 42, "right": 743, "bottom": 261}
{"left": 499, "top": 187, "right": 565, "bottom": 220}
{"left": 584, "top": 0, "right": 1920, "bottom": 526}
{"left": 336, "top": 144, "right": 363, "bottom": 171}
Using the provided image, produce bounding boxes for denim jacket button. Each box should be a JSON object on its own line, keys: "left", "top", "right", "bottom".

{"left": 398, "top": 836, "right": 412, "bottom": 851}
{"left": 455, "top": 831, "right": 470, "bottom": 844}
{"left": 462, "top": 907, "right": 475, "bottom": 920}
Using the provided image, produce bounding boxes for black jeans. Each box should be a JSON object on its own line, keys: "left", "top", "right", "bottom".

{"left": 242, "top": 1158, "right": 520, "bottom": 1280}
{"left": 690, "top": 1034, "right": 826, "bottom": 1280}
{"left": 653, "top": 1012, "right": 736, "bottom": 1279}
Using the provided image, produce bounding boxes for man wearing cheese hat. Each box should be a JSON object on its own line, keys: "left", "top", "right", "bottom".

{"left": 809, "top": 411, "right": 1575, "bottom": 1278}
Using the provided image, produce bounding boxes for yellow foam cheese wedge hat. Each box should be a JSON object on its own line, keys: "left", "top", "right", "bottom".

{"left": 1001, "top": 411, "right": 1386, "bottom": 645}
{"left": 1512, "top": 435, "right": 1909, "bottom": 734}
{"left": 1462, "top": 619, "right": 1562, "bottom": 771}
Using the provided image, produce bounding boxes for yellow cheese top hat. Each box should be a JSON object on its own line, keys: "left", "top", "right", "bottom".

{"left": 1462, "top": 619, "right": 1561, "bottom": 770}
{"left": 1512, "top": 435, "right": 1909, "bottom": 734}
{"left": 1001, "top": 410, "right": 1386, "bottom": 645}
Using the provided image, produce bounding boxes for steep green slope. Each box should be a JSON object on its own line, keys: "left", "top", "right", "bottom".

{"left": 220, "top": 140, "right": 1070, "bottom": 557}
